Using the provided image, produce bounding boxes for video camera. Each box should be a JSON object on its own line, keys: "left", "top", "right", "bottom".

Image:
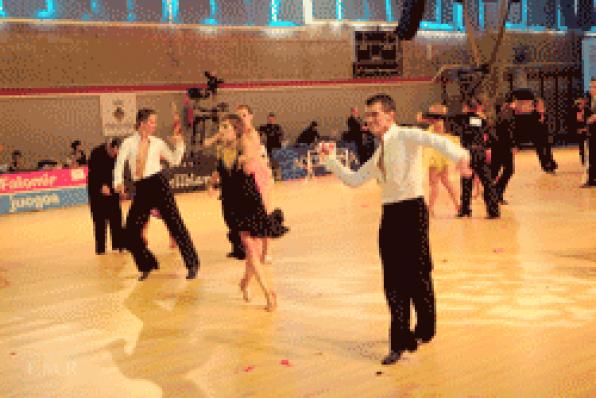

{"left": 187, "top": 71, "right": 225, "bottom": 100}
{"left": 186, "top": 72, "right": 227, "bottom": 147}
{"left": 205, "top": 71, "right": 224, "bottom": 96}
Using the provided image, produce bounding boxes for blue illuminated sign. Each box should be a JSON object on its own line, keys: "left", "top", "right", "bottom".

{"left": 37, "top": 0, "right": 56, "bottom": 19}
{"left": 0, "top": 0, "right": 581, "bottom": 32}
{"left": 202, "top": 0, "right": 218, "bottom": 25}
{"left": 127, "top": 0, "right": 136, "bottom": 21}
{"left": 385, "top": 0, "right": 393, "bottom": 22}
{"left": 270, "top": 0, "right": 296, "bottom": 26}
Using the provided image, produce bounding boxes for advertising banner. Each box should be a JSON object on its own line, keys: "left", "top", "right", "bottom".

{"left": 0, "top": 186, "right": 89, "bottom": 215}
{"left": 0, "top": 168, "right": 87, "bottom": 195}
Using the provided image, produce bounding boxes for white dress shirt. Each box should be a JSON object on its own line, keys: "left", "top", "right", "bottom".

{"left": 325, "top": 123, "right": 468, "bottom": 204}
{"left": 113, "top": 133, "right": 185, "bottom": 187}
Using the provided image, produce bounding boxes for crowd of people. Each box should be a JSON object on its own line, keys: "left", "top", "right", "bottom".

{"left": 405, "top": 83, "right": 596, "bottom": 219}
{"left": 2, "top": 82, "right": 594, "bottom": 367}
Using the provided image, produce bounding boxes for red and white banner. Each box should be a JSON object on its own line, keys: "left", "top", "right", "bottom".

{"left": 0, "top": 167, "right": 87, "bottom": 195}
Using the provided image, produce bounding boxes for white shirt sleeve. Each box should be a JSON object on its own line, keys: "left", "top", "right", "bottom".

{"left": 401, "top": 127, "right": 467, "bottom": 162}
{"left": 113, "top": 138, "right": 130, "bottom": 188}
{"left": 324, "top": 148, "right": 380, "bottom": 188}
{"left": 158, "top": 138, "right": 185, "bottom": 167}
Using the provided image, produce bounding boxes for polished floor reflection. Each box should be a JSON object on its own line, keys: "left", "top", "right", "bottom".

{"left": 0, "top": 148, "right": 594, "bottom": 397}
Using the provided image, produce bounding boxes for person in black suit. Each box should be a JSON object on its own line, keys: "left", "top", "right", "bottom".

{"left": 87, "top": 138, "right": 124, "bottom": 255}
{"left": 258, "top": 113, "right": 284, "bottom": 159}
{"left": 258, "top": 113, "right": 284, "bottom": 179}
{"left": 69, "top": 140, "right": 88, "bottom": 167}
{"left": 491, "top": 100, "right": 518, "bottom": 204}
{"left": 8, "top": 150, "right": 23, "bottom": 173}
{"left": 533, "top": 98, "right": 557, "bottom": 174}
{"left": 208, "top": 119, "right": 246, "bottom": 261}
{"left": 572, "top": 97, "right": 590, "bottom": 165}
{"left": 296, "top": 121, "right": 320, "bottom": 146}
{"left": 344, "top": 107, "right": 376, "bottom": 165}
{"left": 456, "top": 99, "right": 500, "bottom": 219}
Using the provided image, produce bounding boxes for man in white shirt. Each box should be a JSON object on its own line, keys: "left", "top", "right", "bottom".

{"left": 321, "top": 94, "right": 472, "bottom": 365}
{"left": 114, "top": 108, "right": 200, "bottom": 281}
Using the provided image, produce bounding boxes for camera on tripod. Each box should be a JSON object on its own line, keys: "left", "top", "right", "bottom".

{"left": 188, "top": 71, "right": 224, "bottom": 100}
{"left": 186, "top": 72, "right": 228, "bottom": 148}
{"left": 205, "top": 71, "right": 224, "bottom": 96}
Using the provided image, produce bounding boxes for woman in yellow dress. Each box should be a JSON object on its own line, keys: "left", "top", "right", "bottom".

{"left": 418, "top": 105, "right": 460, "bottom": 217}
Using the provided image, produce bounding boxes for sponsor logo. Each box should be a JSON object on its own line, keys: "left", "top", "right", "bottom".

{"left": 0, "top": 174, "right": 59, "bottom": 193}
{"left": 9, "top": 193, "right": 60, "bottom": 213}
{"left": 169, "top": 173, "right": 210, "bottom": 189}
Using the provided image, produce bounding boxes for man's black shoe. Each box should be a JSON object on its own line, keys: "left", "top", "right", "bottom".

{"left": 456, "top": 210, "right": 472, "bottom": 218}
{"left": 138, "top": 271, "right": 150, "bottom": 281}
{"left": 414, "top": 332, "right": 434, "bottom": 344}
{"left": 381, "top": 351, "right": 403, "bottom": 365}
{"left": 186, "top": 264, "right": 199, "bottom": 280}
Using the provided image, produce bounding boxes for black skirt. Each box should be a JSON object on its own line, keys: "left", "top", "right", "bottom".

{"left": 230, "top": 172, "right": 289, "bottom": 239}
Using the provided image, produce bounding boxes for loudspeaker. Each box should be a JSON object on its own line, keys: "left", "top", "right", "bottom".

{"left": 395, "top": 0, "right": 426, "bottom": 41}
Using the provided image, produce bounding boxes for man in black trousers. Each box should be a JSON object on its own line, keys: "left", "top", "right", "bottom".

{"left": 114, "top": 108, "right": 200, "bottom": 281}
{"left": 491, "top": 100, "right": 518, "bottom": 204}
{"left": 456, "top": 99, "right": 500, "bottom": 219}
{"left": 321, "top": 94, "right": 471, "bottom": 365}
{"left": 87, "top": 138, "right": 124, "bottom": 255}
{"left": 258, "top": 112, "right": 284, "bottom": 159}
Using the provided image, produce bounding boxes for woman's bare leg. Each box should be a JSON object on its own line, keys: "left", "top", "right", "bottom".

{"left": 440, "top": 168, "right": 460, "bottom": 212}
{"left": 243, "top": 234, "right": 275, "bottom": 311}
{"left": 261, "top": 238, "right": 271, "bottom": 263}
{"left": 239, "top": 232, "right": 254, "bottom": 302}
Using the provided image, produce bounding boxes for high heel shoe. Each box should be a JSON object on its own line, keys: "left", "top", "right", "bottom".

{"left": 265, "top": 291, "right": 277, "bottom": 312}
{"left": 239, "top": 279, "right": 250, "bottom": 302}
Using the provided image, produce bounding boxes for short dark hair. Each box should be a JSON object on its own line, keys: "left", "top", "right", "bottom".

{"left": 136, "top": 108, "right": 156, "bottom": 129}
{"left": 71, "top": 140, "right": 81, "bottom": 150}
{"left": 268, "top": 112, "right": 276, "bottom": 117}
{"left": 109, "top": 137, "right": 122, "bottom": 148}
{"left": 366, "top": 94, "right": 396, "bottom": 113}
{"left": 12, "top": 150, "right": 21, "bottom": 157}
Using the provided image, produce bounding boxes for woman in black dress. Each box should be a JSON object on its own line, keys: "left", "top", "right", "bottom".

{"left": 216, "top": 114, "right": 288, "bottom": 311}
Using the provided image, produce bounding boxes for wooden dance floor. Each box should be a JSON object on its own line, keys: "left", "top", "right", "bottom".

{"left": 1, "top": 148, "right": 594, "bottom": 397}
